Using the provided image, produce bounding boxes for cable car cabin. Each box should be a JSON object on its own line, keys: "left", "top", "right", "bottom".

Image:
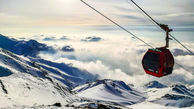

{"left": 142, "top": 48, "right": 174, "bottom": 77}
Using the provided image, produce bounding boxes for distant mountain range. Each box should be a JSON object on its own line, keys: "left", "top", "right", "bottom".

{"left": 0, "top": 34, "right": 193, "bottom": 108}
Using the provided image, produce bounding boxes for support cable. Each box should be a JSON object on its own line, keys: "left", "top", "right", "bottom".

{"left": 80, "top": 0, "right": 153, "bottom": 48}
{"left": 169, "top": 34, "right": 194, "bottom": 55}
{"left": 126, "top": 0, "right": 155, "bottom": 26}
{"left": 128, "top": 0, "right": 193, "bottom": 55}
{"left": 126, "top": 0, "right": 164, "bottom": 33}
{"left": 129, "top": 0, "right": 194, "bottom": 55}
{"left": 80, "top": 0, "right": 193, "bottom": 73}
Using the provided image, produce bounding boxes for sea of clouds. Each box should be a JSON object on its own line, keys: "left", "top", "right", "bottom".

{"left": 21, "top": 34, "right": 194, "bottom": 86}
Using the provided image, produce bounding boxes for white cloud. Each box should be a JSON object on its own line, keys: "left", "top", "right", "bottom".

{"left": 37, "top": 34, "right": 194, "bottom": 86}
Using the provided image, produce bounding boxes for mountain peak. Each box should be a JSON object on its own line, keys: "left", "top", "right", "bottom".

{"left": 0, "top": 34, "right": 51, "bottom": 57}
{"left": 145, "top": 81, "right": 167, "bottom": 88}
{"left": 171, "top": 84, "right": 194, "bottom": 97}
{"left": 73, "top": 79, "right": 146, "bottom": 105}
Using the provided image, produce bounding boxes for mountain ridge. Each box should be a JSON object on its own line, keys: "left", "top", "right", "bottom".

{"left": 0, "top": 34, "right": 193, "bottom": 108}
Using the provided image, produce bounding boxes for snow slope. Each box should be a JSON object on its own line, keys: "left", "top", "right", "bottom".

{"left": 0, "top": 34, "right": 98, "bottom": 88}
{"left": 150, "top": 84, "right": 194, "bottom": 108}
{"left": 73, "top": 79, "right": 146, "bottom": 106}
{"left": 141, "top": 81, "right": 194, "bottom": 108}
{"left": 0, "top": 48, "right": 77, "bottom": 108}
{"left": 73, "top": 80, "right": 194, "bottom": 108}
{"left": 0, "top": 47, "right": 125, "bottom": 108}
{"left": 0, "top": 73, "right": 74, "bottom": 108}
{"left": 28, "top": 57, "right": 98, "bottom": 88}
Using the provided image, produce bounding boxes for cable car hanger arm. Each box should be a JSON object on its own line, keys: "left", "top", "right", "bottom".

{"left": 130, "top": 0, "right": 194, "bottom": 55}
{"left": 80, "top": 0, "right": 193, "bottom": 74}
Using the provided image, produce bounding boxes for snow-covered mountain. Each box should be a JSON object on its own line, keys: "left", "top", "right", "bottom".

{"left": 145, "top": 81, "right": 167, "bottom": 88}
{"left": 151, "top": 84, "right": 194, "bottom": 108}
{"left": 0, "top": 34, "right": 97, "bottom": 88}
{"left": 73, "top": 79, "right": 194, "bottom": 108}
{"left": 73, "top": 79, "right": 146, "bottom": 106}
{"left": 0, "top": 34, "right": 51, "bottom": 57}
{"left": 0, "top": 48, "right": 77, "bottom": 108}
{"left": 28, "top": 57, "right": 98, "bottom": 88}
{"left": 0, "top": 45, "right": 124, "bottom": 108}
{"left": 0, "top": 34, "right": 194, "bottom": 108}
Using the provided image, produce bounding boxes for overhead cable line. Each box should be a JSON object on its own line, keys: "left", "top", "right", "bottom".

{"left": 126, "top": 0, "right": 194, "bottom": 71}
{"left": 126, "top": 0, "right": 155, "bottom": 26}
{"left": 80, "top": 0, "right": 192, "bottom": 73}
{"left": 126, "top": 0, "right": 164, "bottom": 33}
{"left": 169, "top": 34, "right": 194, "bottom": 55}
{"left": 175, "top": 62, "right": 192, "bottom": 73}
{"left": 80, "top": 0, "right": 153, "bottom": 48}
{"left": 129, "top": 0, "right": 194, "bottom": 55}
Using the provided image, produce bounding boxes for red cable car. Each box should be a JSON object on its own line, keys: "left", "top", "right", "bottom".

{"left": 142, "top": 24, "right": 174, "bottom": 77}
{"left": 80, "top": 0, "right": 176, "bottom": 78}
{"left": 142, "top": 47, "right": 174, "bottom": 77}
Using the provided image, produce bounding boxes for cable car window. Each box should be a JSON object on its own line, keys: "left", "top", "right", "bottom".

{"left": 142, "top": 52, "right": 160, "bottom": 73}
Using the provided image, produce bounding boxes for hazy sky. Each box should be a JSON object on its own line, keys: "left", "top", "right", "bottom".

{"left": 0, "top": 0, "right": 193, "bottom": 85}
{"left": 0, "top": 0, "right": 194, "bottom": 38}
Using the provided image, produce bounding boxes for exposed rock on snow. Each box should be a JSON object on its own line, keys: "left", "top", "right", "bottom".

{"left": 0, "top": 80, "right": 8, "bottom": 94}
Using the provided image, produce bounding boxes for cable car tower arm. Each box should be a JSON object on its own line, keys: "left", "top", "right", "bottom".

{"left": 80, "top": 0, "right": 193, "bottom": 73}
